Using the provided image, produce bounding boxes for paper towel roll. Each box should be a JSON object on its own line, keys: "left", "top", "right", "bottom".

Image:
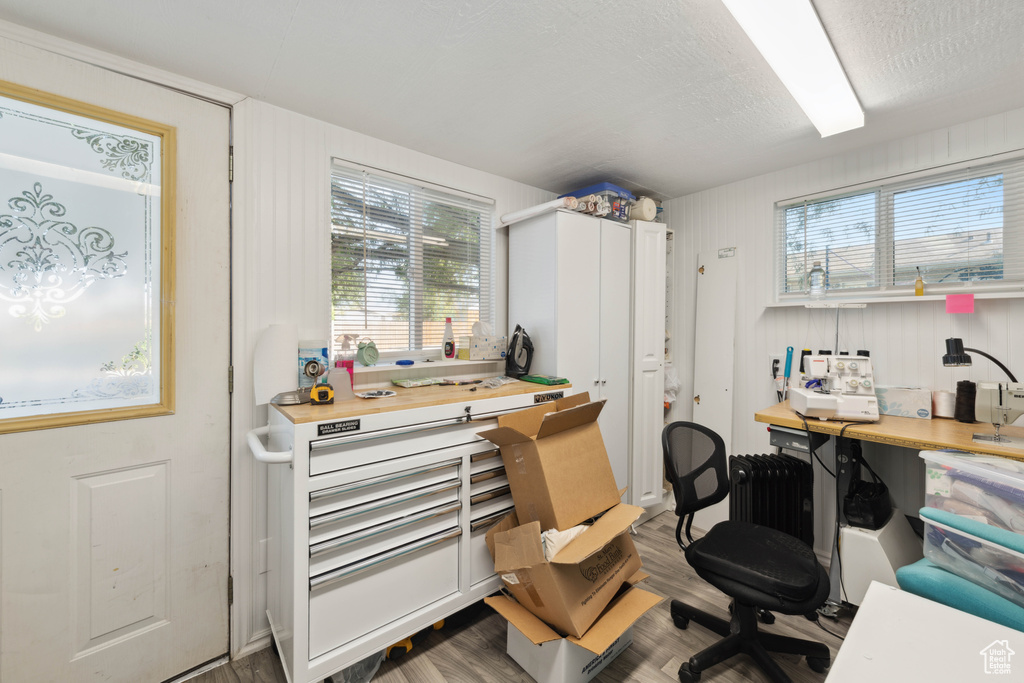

{"left": 253, "top": 324, "right": 298, "bottom": 404}
{"left": 632, "top": 196, "right": 657, "bottom": 222}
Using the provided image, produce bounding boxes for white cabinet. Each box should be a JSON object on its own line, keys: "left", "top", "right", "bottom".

{"left": 508, "top": 210, "right": 666, "bottom": 506}
{"left": 263, "top": 384, "right": 563, "bottom": 683}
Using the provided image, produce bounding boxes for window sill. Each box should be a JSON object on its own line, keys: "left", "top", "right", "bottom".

{"left": 766, "top": 289, "right": 1024, "bottom": 308}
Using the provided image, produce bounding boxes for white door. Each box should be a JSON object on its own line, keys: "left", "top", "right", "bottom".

{"left": 0, "top": 36, "right": 230, "bottom": 682}
{"left": 629, "top": 220, "right": 667, "bottom": 507}
{"left": 598, "top": 220, "right": 632, "bottom": 490}
{"left": 692, "top": 249, "right": 738, "bottom": 531}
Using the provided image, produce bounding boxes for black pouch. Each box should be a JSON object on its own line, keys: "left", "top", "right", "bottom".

{"left": 844, "top": 456, "right": 892, "bottom": 530}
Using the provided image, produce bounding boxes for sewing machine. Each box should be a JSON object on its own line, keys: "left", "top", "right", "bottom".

{"left": 974, "top": 381, "right": 1024, "bottom": 446}
{"left": 789, "top": 355, "right": 879, "bottom": 422}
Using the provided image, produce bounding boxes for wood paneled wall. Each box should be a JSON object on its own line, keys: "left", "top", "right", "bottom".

{"left": 664, "top": 106, "right": 1024, "bottom": 554}
{"left": 230, "top": 99, "right": 555, "bottom": 654}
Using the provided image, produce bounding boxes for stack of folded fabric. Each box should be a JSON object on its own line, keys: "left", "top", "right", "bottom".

{"left": 897, "top": 451, "right": 1024, "bottom": 632}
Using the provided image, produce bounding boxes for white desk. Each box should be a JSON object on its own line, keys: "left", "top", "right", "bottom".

{"left": 827, "top": 581, "right": 1019, "bottom": 680}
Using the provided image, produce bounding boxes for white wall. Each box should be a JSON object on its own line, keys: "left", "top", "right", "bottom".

{"left": 665, "top": 106, "right": 1024, "bottom": 553}
{"left": 229, "top": 98, "right": 555, "bottom": 654}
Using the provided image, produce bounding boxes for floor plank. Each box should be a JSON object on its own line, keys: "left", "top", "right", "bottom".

{"left": 193, "top": 511, "right": 853, "bottom": 682}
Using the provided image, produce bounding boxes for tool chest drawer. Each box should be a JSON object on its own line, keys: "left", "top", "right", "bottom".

{"left": 309, "top": 418, "right": 497, "bottom": 476}
{"left": 307, "top": 526, "right": 461, "bottom": 659}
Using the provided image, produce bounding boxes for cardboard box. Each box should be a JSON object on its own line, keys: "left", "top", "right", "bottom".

{"left": 457, "top": 335, "right": 507, "bottom": 360}
{"left": 486, "top": 585, "right": 662, "bottom": 683}
{"left": 485, "top": 504, "right": 644, "bottom": 637}
{"left": 876, "top": 386, "right": 932, "bottom": 419}
{"left": 479, "top": 393, "right": 621, "bottom": 531}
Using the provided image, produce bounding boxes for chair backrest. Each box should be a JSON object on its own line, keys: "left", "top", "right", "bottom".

{"left": 662, "top": 421, "right": 730, "bottom": 519}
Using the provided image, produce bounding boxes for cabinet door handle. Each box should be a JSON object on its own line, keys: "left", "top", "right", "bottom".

{"left": 469, "top": 506, "right": 516, "bottom": 532}
{"left": 309, "top": 458, "right": 461, "bottom": 501}
{"left": 309, "top": 500, "right": 462, "bottom": 557}
{"left": 593, "top": 379, "right": 600, "bottom": 385}
{"left": 309, "top": 478, "right": 461, "bottom": 529}
{"left": 309, "top": 526, "right": 462, "bottom": 591}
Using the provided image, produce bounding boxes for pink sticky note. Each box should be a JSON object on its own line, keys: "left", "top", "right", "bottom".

{"left": 946, "top": 294, "right": 975, "bottom": 314}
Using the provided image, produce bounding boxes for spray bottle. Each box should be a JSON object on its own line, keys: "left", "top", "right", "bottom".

{"left": 443, "top": 318, "right": 456, "bottom": 359}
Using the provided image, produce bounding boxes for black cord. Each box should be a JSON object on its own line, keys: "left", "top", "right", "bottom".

{"left": 815, "top": 617, "right": 845, "bottom": 641}
{"left": 801, "top": 415, "right": 835, "bottom": 478}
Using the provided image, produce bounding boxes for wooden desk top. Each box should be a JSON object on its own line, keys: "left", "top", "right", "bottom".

{"left": 755, "top": 400, "right": 1024, "bottom": 462}
{"left": 274, "top": 380, "right": 569, "bottom": 424}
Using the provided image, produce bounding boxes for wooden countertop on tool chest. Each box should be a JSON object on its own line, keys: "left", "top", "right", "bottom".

{"left": 273, "top": 380, "right": 570, "bottom": 424}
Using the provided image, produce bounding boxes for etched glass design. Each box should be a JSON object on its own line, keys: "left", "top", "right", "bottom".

{"left": 0, "top": 92, "right": 162, "bottom": 421}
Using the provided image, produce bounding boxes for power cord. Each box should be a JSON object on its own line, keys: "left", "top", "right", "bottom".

{"left": 833, "top": 423, "right": 854, "bottom": 608}
{"left": 800, "top": 415, "right": 835, "bottom": 478}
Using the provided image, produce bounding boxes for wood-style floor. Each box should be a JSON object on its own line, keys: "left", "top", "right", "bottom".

{"left": 192, "top": 511, "right": 853, "bottom": 683}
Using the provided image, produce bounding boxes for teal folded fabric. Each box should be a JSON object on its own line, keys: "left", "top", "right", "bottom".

{"left": 919, "top": 506, "right": 1024, "bottom": 555}
{"left": 896, "top": 558, "right": 1024, "bottom": 632}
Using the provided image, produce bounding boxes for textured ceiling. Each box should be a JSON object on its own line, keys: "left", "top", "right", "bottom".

{"left": 1, "top": 0, "right": 1022, "bottom": 200}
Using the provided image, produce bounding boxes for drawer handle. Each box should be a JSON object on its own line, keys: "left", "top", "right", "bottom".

{"left": 469, "top": 468, "right": 505, "bottom": 485}
{"left": 310, "top": 526, "right": 462, "bottom": 591}
{"left": 310, "top": 458, "right": 461, "bottom": 502}
{"left": 309, "top": 479, "right": 461, "bottom": 529}
{"left": 311, "top": 416, "right": 477, "bottom": 451}
{"left": 309, "top": 501, "right": 462, "bottom": 558}
{"left": 470, "top": 507, "right": 515, "bottom": 532}
{"left": 470, "top": 485, "right": 511, "bottom": 506}
{"left": 470, "top": 448, "right": 500, "bottom": 463}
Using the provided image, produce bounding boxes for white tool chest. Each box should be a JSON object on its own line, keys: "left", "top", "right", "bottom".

{"left": 262, "top": 383, "right": 564, "bottom": 683}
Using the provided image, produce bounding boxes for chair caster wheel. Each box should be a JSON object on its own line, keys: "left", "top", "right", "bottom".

{"left": 672, "top": 613, "right": 690, "bottom": 630}
{"left": 757, "top": 609, "right": 776, "bottom": 625}
{"left": 807, "top": 656, "right": 830, "bottom": 673}
{"left": 678, "top": 662, "right": 702, "bottom": 682}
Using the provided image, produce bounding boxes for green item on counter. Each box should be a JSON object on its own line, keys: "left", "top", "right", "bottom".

{"left": 519, "top": 374, "right": 569, "bottom": 385}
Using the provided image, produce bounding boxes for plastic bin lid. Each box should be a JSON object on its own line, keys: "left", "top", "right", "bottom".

{"left": 559, "top": 182, "right": 636, "bottom": 201}
{"left": 920, "top": 449, "right": 1024, "bottom": 488}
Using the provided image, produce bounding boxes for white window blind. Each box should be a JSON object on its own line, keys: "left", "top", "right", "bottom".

{"left": 330, "top": 162, "right": 493, "bottom": 352}
{"left": 776, "top": 156, "right": 1024, "bottom": 300}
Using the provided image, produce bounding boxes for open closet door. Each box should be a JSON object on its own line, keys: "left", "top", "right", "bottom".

{"left": 692, "top": 249, "right": 737, "bottom": 531}
{"left": 0, "top": 34, "right": 230, "bottom": 681}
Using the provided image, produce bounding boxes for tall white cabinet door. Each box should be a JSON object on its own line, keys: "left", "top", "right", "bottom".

{"left": 554, "top": 213, "right": 601, "bottom": 394}
{"left": 0, "top": 36, "right": 230, "bottom": 682}
{"left": 598, "top": 221, "right": 633, "bottom": 490}
{"left": 629, "top": 221, "right": 667, "bottom": 507}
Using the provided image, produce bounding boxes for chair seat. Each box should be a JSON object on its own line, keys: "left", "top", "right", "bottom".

{"left": 686, "top": 520, "right": 822, "bottom": 606}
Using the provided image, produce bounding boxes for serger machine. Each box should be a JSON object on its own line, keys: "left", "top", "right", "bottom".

{"left": 789, "top": 355, "right": 879, "bottom": 422}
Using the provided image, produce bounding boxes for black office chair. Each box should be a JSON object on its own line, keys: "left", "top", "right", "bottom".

{"left": 663, "top": 421, "right": 831, "bottom": 683}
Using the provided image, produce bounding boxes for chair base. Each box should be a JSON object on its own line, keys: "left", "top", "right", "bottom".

{"left": 670, "top": 599, "right": 830, "bottom": 683}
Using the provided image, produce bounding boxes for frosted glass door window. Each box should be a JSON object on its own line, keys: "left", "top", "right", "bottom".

{"left": 0, "top": 84, "right": 174, "bottom": 431}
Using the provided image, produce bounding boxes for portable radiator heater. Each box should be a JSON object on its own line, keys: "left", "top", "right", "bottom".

{"left": 729, "top": 454, "right": 814, "bottom": 547}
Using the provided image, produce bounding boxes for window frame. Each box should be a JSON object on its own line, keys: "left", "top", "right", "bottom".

{"left": 774, "top": 154, "right": 1024, "bottom": 303}
{"left": 329, "top": 159, "right": 496, "bottom": 361}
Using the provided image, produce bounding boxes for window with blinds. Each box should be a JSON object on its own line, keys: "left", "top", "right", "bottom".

{"left": 330, "top": 162, "right": 493, "bottom": 353}
{"left": 776, "top": 156, "right": 1024, "bottom": 300}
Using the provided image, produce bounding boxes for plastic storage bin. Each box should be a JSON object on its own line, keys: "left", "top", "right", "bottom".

{"left": 920, "top": 450, "right": 1024, "bottom": 534}
{"left": 920, "top": 507, "right": 1024, "bottom": 609}
{"left": 559, "top": 182, "right": 635, "bottom": 223}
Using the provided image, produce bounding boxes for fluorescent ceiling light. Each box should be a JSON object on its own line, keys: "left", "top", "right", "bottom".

{"left": 722, "top": 0, "right": 864, "bottom": 137}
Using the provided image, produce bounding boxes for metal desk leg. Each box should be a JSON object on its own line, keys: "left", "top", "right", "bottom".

{"left": 823, "top": 436, "right": 858, "bottom": 613}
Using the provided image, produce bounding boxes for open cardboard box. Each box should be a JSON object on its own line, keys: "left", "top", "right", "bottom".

{"left": 485, "top": 503, "right": 644, "bottom": 638}
{"left": 486, "top": 578, "right": 662, "bottom": 683}
{"left": 479, "top": 392, "right": 621, "bottom": 531}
